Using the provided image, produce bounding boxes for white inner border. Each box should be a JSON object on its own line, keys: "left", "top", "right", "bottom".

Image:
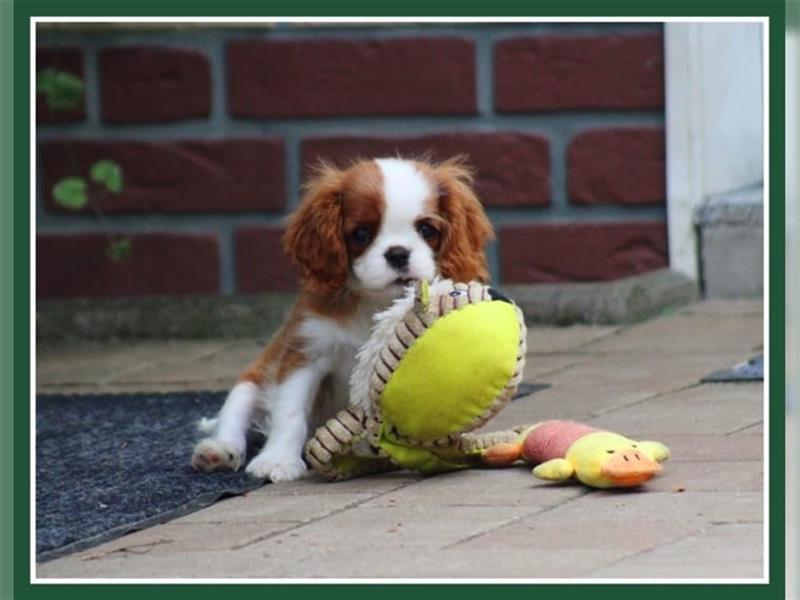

{"left": 29, "top": 14, "right": 771, "bottom": 586}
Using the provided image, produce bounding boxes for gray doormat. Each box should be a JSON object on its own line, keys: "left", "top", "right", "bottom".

{"left": 36, "top": 383, "right": 546, "bottom": 563}
{"left": 701, "top": 355, "right": 764, "bottom": 383}
{"left": 35, "top": 391, "right": 265, "bottom": 563}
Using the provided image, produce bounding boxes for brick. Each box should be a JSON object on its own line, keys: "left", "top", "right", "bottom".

{"left": 36, "top": 233, "right": 220, "bottom": 298}
{"left": 40, "top": 138, "right": 285, "bottom": 214}
{"left": 500, "top": 222, "right": 668, "bottom": 284}
{"left": 302, "top": 132, "right": 550, "bottom": 207}
{"left": 494, "top": 33, "right": 664, "bottom": 111}
{"left": 568, "top": 128, "right": 665, "bottom": 205}
{"left": 228, "top": 38, "right": 476, "bottom": 118}
{"left": 234, "top": 227, "right": 299, "bottom": 293}
{"left": 36, "top": 47, "right": 85, "bottom": 123}
{"left": 99, "top": 46, "right": 211, "bottom": 123}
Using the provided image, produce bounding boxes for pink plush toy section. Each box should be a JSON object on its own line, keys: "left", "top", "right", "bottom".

{"left": 522, "top": 420, "right": 600, "bottom": 463}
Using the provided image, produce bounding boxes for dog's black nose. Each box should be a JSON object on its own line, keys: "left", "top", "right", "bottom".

{"left": 384, "top": 246, "right": 410, "bottom": 271}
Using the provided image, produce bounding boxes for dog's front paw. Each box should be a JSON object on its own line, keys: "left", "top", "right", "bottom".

{"left": 191, "top": 438, "right": 243, "bottom": 472}
{"left": 245, "top": 452, "right": 307, "bottom": 482}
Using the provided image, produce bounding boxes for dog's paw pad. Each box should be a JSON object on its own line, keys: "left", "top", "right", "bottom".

{"left": 191, "top": 438, "right": 242, "bottom": 472}
{"left": 245, "top": 454, "right": 307, "bottom": 482}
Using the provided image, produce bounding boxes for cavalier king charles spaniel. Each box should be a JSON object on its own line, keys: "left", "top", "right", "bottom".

{"left": 191, "top": 156, "right": 494, "bottom": 482}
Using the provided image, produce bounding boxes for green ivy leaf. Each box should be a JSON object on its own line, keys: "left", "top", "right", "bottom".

{"left": 37, "top": 68, "right": 84, "bottom": 112}
{"left": 52, "top": 177, "right": 88, "bottom": 209}
{"left": 90, "top": 160, "right": 123, "bottom": 194}
{"left": 106, "top": 238, "right": 132, "bottom": 262}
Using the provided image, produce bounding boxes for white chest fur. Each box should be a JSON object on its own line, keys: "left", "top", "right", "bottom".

{"left": 297, "top": 299, "right": 384, "bottom": 406}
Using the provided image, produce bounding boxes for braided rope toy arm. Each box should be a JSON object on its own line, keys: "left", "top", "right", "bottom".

{"left": 304, "top": 407, "right": 397, "bottom": 481}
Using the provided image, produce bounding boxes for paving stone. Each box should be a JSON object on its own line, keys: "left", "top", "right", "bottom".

{"left": 659, "top": 432, "right": 763, "bottom": 462}
{"left": 97, "top": 503, "right": 541, "bottom": 578}
{"left": 360, "top": 467, "right": 584, "bottom": 509}
{"left": 454, "top": 512, "right": 699, "bottom": 554}
{"left": 294, "top": 470, "right": 421, "bottom": 495}
{"left": 589, "top": 383, "right": 764, "bottom": 435}
{"left": 110, "top": 340, "right": 262, "bottom": 385}
{"left": 484, "top": 389, "right": 563, "bottom": 431}
{"left": 102, "top": 520, "right": 298, "bottom": 555}
{"left": 644, "top": 460, "right": 763, "bottom": 493}
{"left": 396, "top": 546, "right": 638, "bottom": 579}
{"left": 678, "top": 299, "right": 763, "bottom": 318}
{"left": 422, "top": 514, "right": 704, "bottom": 578}
{"left": 280, "top": 544, "right": 630, "bottom": 579}
{"left": 586, "top": 523, "right": 764, "bottom": 579}
{"left": 522, "top": 354, "right": 586, "bottom": 380}
{"left": 38, "top": 545, "right": 287, "bottom": 579}
{"left": 525, "top": 325, "right": 619, "bottom": 354}
{"left": 487, "top": 349, "right": 757, "bottom": 431}
{"left": 535, "top": 490, "right": 762, "bottom": 528}
{"left": 590, "top": 311, "right": 763, "bottom": 355}
{"left": 735, "top": 421, "right": 764, "bottom": 435}
{"left": 545, "top": 350, "right": 759, "bottom": 404}
{"left": 247, "top": 505, "right": 529, "bottom": 564}
{"left": 35, "top": 340, "right": 230, "bottom": 390}
{"left": 174, "top": 489, "right": 375, "bottom": 525}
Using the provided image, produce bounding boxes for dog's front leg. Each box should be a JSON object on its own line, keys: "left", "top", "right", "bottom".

{"left": 191, "top": 380, "right": 260, "bottom": 472}
{"left": 245, "top": 360, "right": 328, "bottom": 482}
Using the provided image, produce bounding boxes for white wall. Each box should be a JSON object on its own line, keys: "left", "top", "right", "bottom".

{"left": 665, "top": 22, "right": 764, "bottom": 280}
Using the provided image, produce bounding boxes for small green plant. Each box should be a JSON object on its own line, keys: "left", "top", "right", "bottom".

{"left": 37, "top": 68, "right": 84, "bottom": 113}
{"left": 38, "top": 67, "right": 131, "bottom": 262}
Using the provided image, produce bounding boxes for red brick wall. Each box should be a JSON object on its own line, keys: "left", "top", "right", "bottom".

{"left": 36, "top": 24, "right": 667, "bottom": 299}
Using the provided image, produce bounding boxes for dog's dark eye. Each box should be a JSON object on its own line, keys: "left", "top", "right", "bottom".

{"left": 350, "top": 227, "right": 372, "bottom": 246}
{"left": 417, "top": 223, "right": 438, "bottom": 240}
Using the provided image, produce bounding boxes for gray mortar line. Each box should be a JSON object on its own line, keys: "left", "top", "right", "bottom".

{"left": 577, "top": 527, "right": 704, "bottom": 578}
{"left": 441, "top": 488, "right": 591, "bottom": 550}
{"left": 83, "top": 42, "right": 100, "bottom": 126}
{"left": 523, "top": 359, "right": 587, "bottom": 380}
{"left": 725, "top": 420, "right": 765, "bottom": 436}
{"left": 474, "top": 27, "right": 493, "bottom": 117}
{"left": 587, "top": 382, "right": 705, "bottom": 420}
{"left": 230, "top": 478, "right": 421, "bottom": 551}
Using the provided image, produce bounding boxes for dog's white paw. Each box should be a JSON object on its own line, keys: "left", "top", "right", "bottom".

{"left": 245, "top": 452, "right": 307, "bottom": 482}
{"left": 191, "top": 438, "right": 243, "bottom": 472}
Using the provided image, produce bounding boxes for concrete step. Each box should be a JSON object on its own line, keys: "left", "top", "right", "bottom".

{"left": 695, "top": 184, "right": 763, "bottom": 299}
{"left": 36, "top": 269, "right": 699, "bottom": 341}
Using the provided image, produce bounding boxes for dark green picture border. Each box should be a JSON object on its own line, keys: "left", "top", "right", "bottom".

{"left": 8, "top": 1, "right": 786, "bottom": 598}
{"left": 1, "top": 1, "right": 15, "bottom": 600}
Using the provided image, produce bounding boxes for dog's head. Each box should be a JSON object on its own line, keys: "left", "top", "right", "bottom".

{"left": 284, "top": 156, "right": 494, "bottom": 299}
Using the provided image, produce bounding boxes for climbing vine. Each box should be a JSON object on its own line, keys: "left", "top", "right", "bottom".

{"left": 38, "top": 67, "right": 131, "bottom": 261}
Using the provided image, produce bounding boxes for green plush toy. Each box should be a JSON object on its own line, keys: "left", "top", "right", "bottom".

{"left": 304, "top": 279, "right": 528, "bottom": 480}
{"left": 481, "top": 420, "right": 671, "bottom": 488}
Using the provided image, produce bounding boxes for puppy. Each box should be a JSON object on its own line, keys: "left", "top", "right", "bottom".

{"left": 191, "top": 156, "right": 494, "bottom": 482}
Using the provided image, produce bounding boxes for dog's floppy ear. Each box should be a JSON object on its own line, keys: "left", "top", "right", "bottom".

{"left": 433, "top": 156, "right": 495, "bottom": 283}
{"left": 284, "top": 163, "right": 349, "bottom": 292}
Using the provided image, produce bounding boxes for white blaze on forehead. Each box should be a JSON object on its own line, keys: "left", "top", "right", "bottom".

{"left": 375, "top": 158, "right": 432, "bottom": 230}
{"left": 350, "top": 158, "right": 439, "bottom": 295}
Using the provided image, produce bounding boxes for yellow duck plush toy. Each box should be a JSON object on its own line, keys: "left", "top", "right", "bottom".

{"left": 482, "top": 420, "right": 671, "bottom": 488}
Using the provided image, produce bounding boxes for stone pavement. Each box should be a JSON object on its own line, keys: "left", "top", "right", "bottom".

{"left": 35, "top": 299, "right": 766, "bottom": 580}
